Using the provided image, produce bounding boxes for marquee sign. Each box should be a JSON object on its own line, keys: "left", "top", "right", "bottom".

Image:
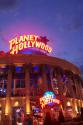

{"left": 40, "top": 91, "right": 60, "bottom": 109}
{"left": 9, "top": 35, "right": 52, "bottom": 54}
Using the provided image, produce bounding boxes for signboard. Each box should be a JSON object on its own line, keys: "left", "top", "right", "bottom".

{"left": 40, "top": 91, "right": 60, "bottom": 109}
{"left": 9, "top": 35, "right": 52, "bottom": 54}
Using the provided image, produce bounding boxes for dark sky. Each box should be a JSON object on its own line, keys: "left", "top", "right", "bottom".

{"left": 0, "top": 0, "right": 83, "bottom": 69}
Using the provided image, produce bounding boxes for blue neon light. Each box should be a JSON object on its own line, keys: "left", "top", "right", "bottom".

{"left": 16, "top": 66, "right": 22, "bottom": 72}
{"left": 33, "top": 66, "right": 39, "bottom": 72}
{"left": 43, "top": 91, "right": 56, "bottom": 106}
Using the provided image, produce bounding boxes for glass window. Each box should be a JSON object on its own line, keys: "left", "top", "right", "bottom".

{"left": 15, "top": 66, "right": 23, "bottom": 73}
{"left": 20, "top": 80, "right": 25, "bottom": 88}
{"left": 16, "top": 80, "right": 20, "bottom": 88}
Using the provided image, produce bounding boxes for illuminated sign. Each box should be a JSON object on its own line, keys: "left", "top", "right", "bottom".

{"left": 9, "top": 35, "right": 52, "bottom": 54}
{"left": 40, "top": 91, "right": 60, "bottom": 109}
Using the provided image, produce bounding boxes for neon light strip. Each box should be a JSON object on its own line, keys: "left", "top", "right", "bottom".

{"left": 40, "top": 95, "right": 60, "bottom": 109}
{"left": 9, "top": 35, "right": 52, "bottom": 54}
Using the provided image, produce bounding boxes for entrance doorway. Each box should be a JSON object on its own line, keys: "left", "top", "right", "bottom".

{"left": 12, "top": 107, "right": 24, "bottom": 125}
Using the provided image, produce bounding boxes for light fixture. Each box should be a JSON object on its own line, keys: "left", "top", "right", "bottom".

{"left": 67, "top": 101, "right": 71, "bottom": 106}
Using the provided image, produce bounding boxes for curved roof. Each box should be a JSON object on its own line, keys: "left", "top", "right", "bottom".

{"left": 0, "top": 54, "right": 80, "bottom": 75}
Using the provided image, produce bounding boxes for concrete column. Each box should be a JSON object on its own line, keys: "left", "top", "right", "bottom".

{"left": 76, "top": 81, "right": 81, "bottom": 99}
{"left": 55, "top": 68, "right": 65, "bottom": 111}
{"left": 13, "top": 79, "right": 16, "bottom": 96}
{"left": 50, "top": 67, "right": 55, "bottom": 91}
{"left": 78, "top": 81, "right": 83, "bottom": 99}
{"left": 5, "top": 67, "right": 12, "bottom": 125}
{"left": 56, "top": 72, "right": 62, "bottom": 99}
{"left": 25, "top": 67, "right": 31, "bottom": 114}
{"left": 68, "top": 78, "right": 75, "bottom": 97}
{"left": 72, "top": 99, "right": 77, "bottom": 118}
{"left": 74, "top": 79, "right": 79, "bottom": 99}
{"left": 42, "top": 66, "right": 48, "bottom": 92}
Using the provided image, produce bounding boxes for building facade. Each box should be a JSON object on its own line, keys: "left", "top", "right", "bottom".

{"left": 0, "top": 53, "right": 83, "bottom": 124}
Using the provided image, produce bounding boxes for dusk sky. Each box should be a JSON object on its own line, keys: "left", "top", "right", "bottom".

{"left": 0, "top": 0, "right": 83, "bottom": 70}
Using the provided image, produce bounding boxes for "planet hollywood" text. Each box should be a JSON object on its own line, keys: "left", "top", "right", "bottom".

{"left": 9, "top": 35, "right": 52, "bottom": 54}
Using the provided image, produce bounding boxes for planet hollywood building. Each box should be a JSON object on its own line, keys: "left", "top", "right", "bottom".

{"left": 0, "top": 35, "right": 83, "bottom": 123}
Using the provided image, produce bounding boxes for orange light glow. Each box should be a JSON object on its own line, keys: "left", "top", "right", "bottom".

{"left": 9, "top": 35, "right": 52, "bottom": 54}
{"left": 14, "top": 101, "right": 19, "bottom": 107}
{"left": 67, "top": 101, "right": 71, "bottom": 106}
{"left": 0, "top": 104, "right": 1, "bottom": 107}
{"left": 26, "top": 96, "right": 31, "bottom": 114}
{"left": 5, "top": 101, "right": 10, "bottom": 115}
